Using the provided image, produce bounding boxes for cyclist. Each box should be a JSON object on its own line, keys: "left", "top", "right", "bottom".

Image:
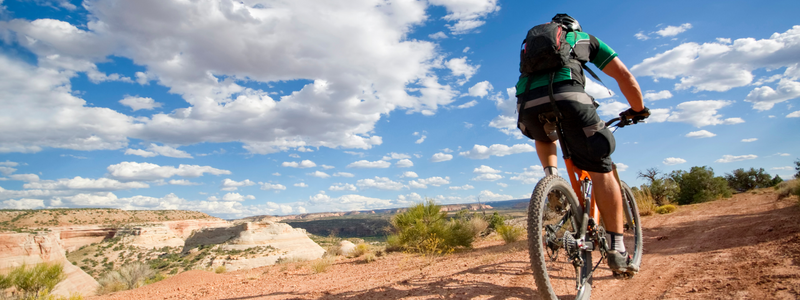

{"left": 515, "top": 13, "right": 650, "bottom": 275}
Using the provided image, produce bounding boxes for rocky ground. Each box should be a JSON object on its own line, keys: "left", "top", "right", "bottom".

{"left": 90, "top": 189, "right": 800, "bottom": 300}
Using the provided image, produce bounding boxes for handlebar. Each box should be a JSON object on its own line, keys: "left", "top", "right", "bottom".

{"left": 605, "top": 116, "right": 645, "bottom": 128}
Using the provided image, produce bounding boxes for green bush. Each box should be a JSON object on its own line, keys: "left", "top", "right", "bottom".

{"left": 496, "top": 224, "right": 524, "bottom": 244}
{"left": 214, "top": 266, "right": 226, "bottom": 274}
{"left": 386, "top": 200, "right": 474, "bottom": 254}
{"left": 655, "top": 204, "right": 677, "bottom": 214}
{"left": 724, "top": 167, "right": 775, "bottom": 192}
{"left": 0, "top": 262, "right": 66, "bottom": 298}
{"left": 637, "top": 168, "right": 679, "bottom": 206}
{"left": 487, "top": 212, "right": 505, "bottom": 231}
{"left": 671, "top": 166, "right": 732, "bottom": 205}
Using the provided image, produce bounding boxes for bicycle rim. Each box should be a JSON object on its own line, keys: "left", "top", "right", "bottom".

{"left": 528, "top": 175, "right": 589, "bottom": 300}
{"left": 620, "top": 181, "right": 643, "bottom": 270}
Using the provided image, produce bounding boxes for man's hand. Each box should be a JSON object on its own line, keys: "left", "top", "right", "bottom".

{"left": 620, "top": 107, "right": 650, "bottom": 124}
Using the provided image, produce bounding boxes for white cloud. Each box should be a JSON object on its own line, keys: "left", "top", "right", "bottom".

{"left": 408, "top": 176, "right": 450, "bottom": 189}
{"left": 745, "top": 79, "right": 800, "bottom": 111}
{"left": 616, "top": 163, "right": 629, "bottom": 172}
{"left": 307, "top": 171, "right": 331, "bottom": 178}
{"left": 107, "top": 161, "right": 230, "bottom": 181}
{"left": 715, "top": 154, "right": 757, "bottom": 163}
{"left": 459, "top": 144, "right": 535, "bottom": 159}
{"left": 1, "top": 199, "right": 45, "bottom": 210}
{"left": 260, "top": 183, "right": 287, "bottom": 191}
{"left": 663, "top": 157, "right": 687, "bottom": 165}
{"left": 294, "top": 182, "right": 308, "bottom": 188}
{"left": 477, "top": 190, "right": 512, "bottom": 201}
{"left": 644, "top": 90, "right": 673, "bottom": 101}
{"left": 431, "top": 153, "right": 453, "bottom": 162}
{"left": 472, "top": 173, "right": 502, "bottom": 181}
{"left": 449, "top": 184, "right": 474, "bottom": 190}
{"left": 634, "top": 31, "right": 649, "bottom": 41}
{"left": 126, "top": 144, "right": 193, "bottom": 159}
{"left": 382, "top": 153, "right": 411, "bottom": 160}
{"left": 685, "top": 130, "right": 716, "bottom": 138}
{"left": 329, "top": 183, "right": 357, "bottom": 192}
{"left": 772, "top": 166, "right": 793, "bottom": 171}
{"left": 347, "top": 160, "right": 391, "bottom": 168}
{"left": 119, "top": 96, "right": 162, "bottom": 111}
{"left": 741, "top": 138, "right": 758, "bottom": 142}
{"left": 356, "top": 177, "right": 404, "bottom": 191}
{"left": 168, "top": 179, "right": 200, "bottom": 186}
{"left": 632, "top": 26, "right": 800, "bottom": 94}
{"left": 222, "top": 192, "right": 256, "bottom": 202}
{"left": 445, "top": 57, "right": 479, "bottom": 85}
{"left": 468, "top": 81, "right": 493, "bottom": 97}
{"left": 788, "top": 110, "right": 800, "bottom": 118}
{"left": 9, "top": 174, "right": 40, "bottom": 182}
{"left": 282, "top": 160, "right": 317, "bottom": 168}
{"left": 1, "top": 0, "right": 492, "bottom": 155}
{"left": 665, "top": 100, "right": 744, "bottom": 127}
{"left": 473, "top": 165, "right": 501, "bottom": 174}
{"left": 333, "top": 172, "right": 354, "bottom": 177}
{"left": 655, "top": 23, "right": 692, "bottom": 37}
{"left": 0, "top": 161, "right": 19, "bottom": 167}
{"left": 220, "top": 178, "right": 255, "bottom": 191}
{"left": 509, "top": 165, "right": 543, "bottom": 184}
{"left": 400, "top": 171, "right": 418, "bottom": 178}
{"left": 428, "top": 31, "right": 447, "bottom": 39}
{"left": 456, "top": 100, "right": 478, "bottom": 109}
{"left": 396, "top": 159, "right": 414, "bottom": 168}
{"left": 0, "top": 166, "right": 16, "bottom": 175}
{"left": 585, "top": 78, "right": 614, "bottom": 99}
{"left": 413, "top": 131, "right": 427, "bottom": 144}
{"left": 23, "top": 176, "right": 149, "bottom": 191}
{"left": 321, "top": 165, "right": 335, "bottom": 170}
{"left": 596, "top": 100, "right": 630, "bottom": 117}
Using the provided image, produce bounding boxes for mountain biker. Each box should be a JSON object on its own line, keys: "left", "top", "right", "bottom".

{"left": 515, "top": 13, "right": 650, "bottom": 275}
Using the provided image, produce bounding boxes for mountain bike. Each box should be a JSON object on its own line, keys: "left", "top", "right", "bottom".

{"left": 527, "top": 116, "right": 643, "bottom": 300}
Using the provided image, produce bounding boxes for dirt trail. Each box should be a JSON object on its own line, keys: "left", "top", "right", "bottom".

{"left": 92, "top": 190, "right": 800, "bottom": 300}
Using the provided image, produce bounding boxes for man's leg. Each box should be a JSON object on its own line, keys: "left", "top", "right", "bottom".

{"left": 586, "top": 171, "right": 623, "bottom": 234}
{"left": 535, "top": 140, "right": 558, "bottom": 175}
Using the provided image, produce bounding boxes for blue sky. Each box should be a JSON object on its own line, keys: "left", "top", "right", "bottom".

{"left": 0, "top": 0, "right": 798, "bottom": 218}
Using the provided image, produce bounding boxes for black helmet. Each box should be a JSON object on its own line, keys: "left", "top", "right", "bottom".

{"left": 552, "top": 13, "right": 581, "bottom": 32}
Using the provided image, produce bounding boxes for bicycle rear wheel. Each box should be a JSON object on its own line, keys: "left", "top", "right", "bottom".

{"left": 620, "top": 180, "right": 643, "bottom": 273}
{"left": 528, "top": 175, "right": 591, "bottom": 300}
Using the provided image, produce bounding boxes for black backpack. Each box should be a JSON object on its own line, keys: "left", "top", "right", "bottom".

{"left": 519, "top": 22, "right": 605, "bottom": 87}
{"left": 519, "top": 22, "right": 574, "bottom": 76}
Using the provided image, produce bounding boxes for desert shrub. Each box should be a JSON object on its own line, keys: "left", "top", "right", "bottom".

{"left": 632, "top": 186, "right": 657, "bottom": 216}
{"left": 310, "top": 256, "right": 335, "bottom": 274}
{"left": 487, "top": 212, "right": 505, "bottom": 231}
{"left": 637, "top": 168, "right": 679, "bottom": 206}
{"left": 351, "top": 243, "right": 370, "bottom": 258}
{"left": 724, "top": 167, "right": 776, "bottom": 192}
{"left": 118, "top": 262, "right": 154, "bottom": 289}
{"left": 1, "top": 262, "right": 66, "bottom": 298}
{"left": 386, "top": 200, "right": 474, "bottom": 254}
{"left": 96, "top": 272, "right": 126, "bottom": 294}
{"left": 776, "top": 179, "right": 800, "bottom": 199}
{"left": 214, "top": 266, "right": 226, "bottom": 274}
{"left": 655, "top": 204, "right": 677, "bottom": 214}
{"left": 467, "top": 217, "right": 489, "bottom": 237}
{"left": 671, "top": 166, "right": 732, "bottom": 205}
{"left": 362, "top": 252, "right": 376, "bottom": 263}
{"left": 496, "top": 224, "right": 524, "bottom": 244}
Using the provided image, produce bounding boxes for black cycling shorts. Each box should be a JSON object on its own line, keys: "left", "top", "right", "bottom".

{"left": 517, "top": 92, "right": 615, "bottom": 173}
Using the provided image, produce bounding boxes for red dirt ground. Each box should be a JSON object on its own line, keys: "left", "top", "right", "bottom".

{"left": 92, "top": 190, "right": 800, "bottom": 300}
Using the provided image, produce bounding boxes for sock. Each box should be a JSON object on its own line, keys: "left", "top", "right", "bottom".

{"left": 608, "top": 231, "right": 626, "bottom": 253}
{"left": 543, "top": 166, "right": 558, "bottom": 176}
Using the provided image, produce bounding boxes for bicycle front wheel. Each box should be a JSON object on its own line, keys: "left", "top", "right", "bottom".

{"left": 528, "top": 175, "right": 591, "bottom": 300}
{"left": 620, "top": 180, "right": 643, "bottom": 273}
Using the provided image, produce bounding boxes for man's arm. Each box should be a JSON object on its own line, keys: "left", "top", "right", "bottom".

{"left": 601, "top": 57, "right": 645, "bottom": 112}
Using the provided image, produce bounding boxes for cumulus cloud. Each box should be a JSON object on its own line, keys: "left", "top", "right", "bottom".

{"left": 168, "top": 179, "right": 200, "bottom": 186}
{"left": 9, "top": 174, "right": 40, "bottom": 182}
{"left": 307, "top": 171, "right": 331, "bottom": 178}
{"left": 741, "top": 138, "right": 757, "bottom": 142}
{"left": 472, "top": 173, "right": 502, "bottom": 181}
{"left": 459, "top": 144, "right": 535, "bottom": 159}
{"left": 1, "top": 199, "right": 45, "bottom": 210}
{"left": 431, "top": 153, "right": 453, "bottom": 162}
{"left": 715, "top": 154, "right": 757, "bottom": 163}
{"left": 282, "top": 160, "right": 317, "bottom": 168}
{"left": 222, "top": 192, "right": 256, "bottom": 201}
{"left": 400, "top": 171, "right": 419, "bottom": 178}
{"left": 655, "top": 23, "right": 692, "bottom": 37}
{"left": 23, "top": 176, "right": 149, "bottom": 191}
{"left": 455, "top": 100, "right": 478, "bottom": 109}
{"left": 662, "top": 100, "right": 744, "bottom": 127}
{"left": 644, "top": 90, "right": 673, "bottom": 101}
{"left": 632, "top": 26, "right": 800, "bottom": 95}
{"left": 395, "top": 159, "right": 414, "bottom": 168}
{"left": 294, "top": 182, "right": 308, "bottom": 188}
{"left": 428, "top": 31, "right": 447, "bottom": 39}
{"left": 260, "top": 183, "right": 287, "bottom": 191}
{"left": 408, "top": 176, "right": 450, "bottom": 189}
{"left": 685, "top": 130, "right": 716, "bottom": 138}
{"left": 119, "top": 96, "right": 162, "bottom": 111}
{"left": 509, "top": 165, "right": 544, "bottom": 184}
{"left": 0, "top": 0, "right": 500, "bottom": 155}
{"left": 448, "top": 185, "right": 474, "bottom": 190}
{"left": 616, "top": 163, "right": 628, "bottom": 172}
{"left": 663, "top": 157, "right": 687, "bottom": 165}
{"left": 468, "top": 81, "right": 493, "bottom": 97}
{"left": 329, "top": 183, "right": 357, "bottom": 192}
{"left": 788, "top": 110, "right": 800, "bottom": 118}
{"left": 125, "top": 144, "right": 193, "bottom": 159}
{"left": 382, "top": 153, "right": 411, "bottom": 160}
{"left": 473, "top": 165, "right": 501, "bottom": 174}
{"left": 107, "top": 161, "right": 230, "bottom": 181}
{"left": 356, "top": 177, "right": 404, "bottom": 191}
{"left": 477, "top": 190, "right": 512, "bottom": 201}
{"left": 333, "top": 172, "right": 354, "bottom": 177}
{"left": 347, "top": 160, "right": 391, "bottom": 168}
{"left": 220, "top": 178, "right": 255, "bottom": 191}
{"left": 413, "top": 131, "right": 427, "bottom": 144}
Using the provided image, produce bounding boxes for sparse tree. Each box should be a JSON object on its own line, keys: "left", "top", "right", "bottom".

{"left": 794, "top": 159, "right": 800, "bottom": 179}
{"left": 724, "top": 167, "right": 774, "bottom": 192}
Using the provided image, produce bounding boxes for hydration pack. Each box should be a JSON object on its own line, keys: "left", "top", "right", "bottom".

{"left": 519, "top": 22, "right": 576, "bottom": 76}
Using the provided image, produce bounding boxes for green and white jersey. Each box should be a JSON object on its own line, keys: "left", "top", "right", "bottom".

{"left": 515, "top": 32, "right": 617, "bottom": 96}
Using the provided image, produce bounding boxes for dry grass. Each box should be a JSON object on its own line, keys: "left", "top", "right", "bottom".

{"left": 655, "top": 204, "right": 677, "bottom": 214}
{"left": 310, "top": 256, "right": 335, "bottom": 274}
{"left": 496, "top": 224, "right": 524, "bottom": 244}
{"left": 776, "top": 179, "right": 800, "bottom": 200}
{"left": 633, "top": 187, "right": 658, "bottom": 216}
